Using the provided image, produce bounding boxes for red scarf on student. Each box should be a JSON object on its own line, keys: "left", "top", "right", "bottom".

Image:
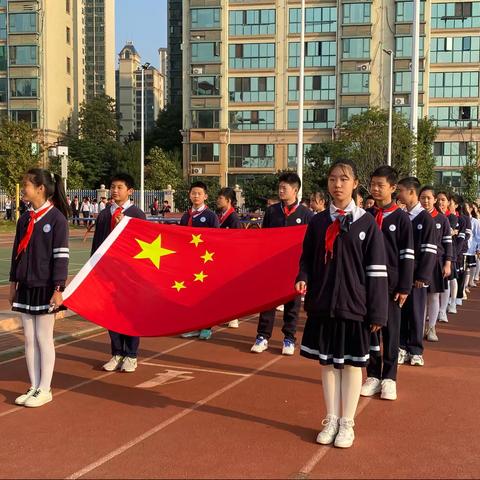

{"left": 430, "top": 209, "right": 439, "bottom": 218}
{"left": 111, "top": 207, "right": 123, "bottom": 231}
{"left": 283, "top": 202, "right": 299, "bottom": 218}
{"left": 374, "top": 203, "right": 399, "bottom": 230}
{"left": 16, "top": 205, "right": 52, "bottom": 259}
{"left": 219, "top": 207, "right": 235, "bottom": 226}
{"left": 325, "top": 210, "right": 345, "bottom": 262}
{"left": 187, "top": 205, "right": 207, "bottom": 226}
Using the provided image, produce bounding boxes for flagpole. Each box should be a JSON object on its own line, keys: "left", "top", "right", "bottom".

{"left": 297, "top": 0, "right": 305, "bottom": 199}
{"left": 410, "top": 0, "right": 420, "bottom": 176}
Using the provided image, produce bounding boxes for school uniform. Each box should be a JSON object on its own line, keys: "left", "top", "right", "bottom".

{"left": 399, "top": 203, "right": 436, "bottom": 356}
{"left": 256, "top": 202, "right": 314, "bottom": 342}
{"left": 219, "top": 208, "right": 242, "bottom": 229}
{"left": 10, "top": 202, "right": 69, "bottom": 314}
{"left": 91, "top": 200, "right": 146, "bottom": 358}
{"left": 366, "top": 205, "right": 414, "bottom": 381}
{"left": 446, "top": 212, "right": 459, "bottom": 280}
{"left": 456, "top": 214, "right": 471, "bottom": 299}
{"left": 179, "top": 205, "right": 219, "bottom": 228}
{"left": 298, "top": 200, "right": 389, "bottom": 368}
{"left": 71, "top": 200, "right": 80, "bottom": 225}
{"left": 466, "top": 217, "right": 480, "bottom": 269}
{"left": 428, "top": 210, "right": 453, "bottom": 293}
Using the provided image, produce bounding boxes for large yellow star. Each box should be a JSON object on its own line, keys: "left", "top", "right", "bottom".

{"left": 134, "top": 235, "right": 176, "bottom": 269}
{"left": 201, "top": 250, "right": 215, "bottom": 264}
{"left": 172, "top": 281, "right": 186, "bottom": 292}
{"left": 190, "top": 234, "right": 204, "bottom": 248}
{"left": 194, "top": 271, "right": 208, "bottom": 283}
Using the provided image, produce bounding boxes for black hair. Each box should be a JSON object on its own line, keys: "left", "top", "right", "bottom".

{"left": 398, "top": 176, "right": 421, "bottom": 195}
{"left": 25, "top": 168, "right": 70, "bottom": 219}
{"left": 278, "top": 172, "right": 301, "bottom": 191}
{"left": 311, "top": 189, "right": 327, "bottom": 202}
{"left": 371, "top": 165, "right": 399, "bottom": 186}
{"left": 218, "top": 187, "right": 236, "bottom": 206}
{"left": 436, "top": 190, "right": 451, "bottom": 201}
{"left": 111, "top": 173, "right": 135, "bottom": 190}
{"left": 366, "top": 194, "right": 374, "bottom": 201}
{"left": 419, "top": 185, "right": 436, "bottom": 198}
{"left": 328, "top": 159, "right": 359, "bottom": 200}
{"left": 189, "top": 181, "right": 208, "bottom": 193}
{"left": 451, "top": 193, "right": 463, "bottom": 208}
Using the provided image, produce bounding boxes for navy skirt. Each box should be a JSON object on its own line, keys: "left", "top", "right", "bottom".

{"left": 12, "top": 285, "right": 54, "bottom": 315}
{"left": 428, "top": 260, "right": 446, "bottom": 294}
{"left": 300, "top": 313, "right": 371, "bottom": 369}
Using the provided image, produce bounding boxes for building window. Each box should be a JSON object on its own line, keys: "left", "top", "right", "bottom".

{"left": 288, "top": 75, "right": 336, "bottom": 101}
{"left": 9, "top": 46, "right": 38, "bottom": 66}
{"left": 395, "top": 36, "right": 425, "bottom": 57}
{"left": 0, "top": 13, "right": 6, "bottom": 39}
{"left": 229, "top": 77, "right": 275, "bottom": 102}
{"left": 229, "top": 144, "right": 275, "bottom": 168}
{"left": 288, "top": 109, "right": 335, "bottom": 129}
{"left": 431, "top": 2, "right": 480, "bottom": 28}
{"left": 229, "top": 10, "right": 276, "bottom": 36}
{"left": 67, "top": 57, "right": 71, "bottom": 74}
{"left": 434, "top": 171, "right": 463, "bottom": 188}
{"left": 431, "top": 36, "right": 480, "bottom": 63}
{"left": 67, "top": 87, "right": 71, "bottom": 104}
{"left": 395, "top": 1, "right": 426, "bottom": 22}
{"left": 340, "top": 107, "right": 368, "bottom": 123}
{"left": 9, "top": 13, "right": 37, "bottom": 33}
{"left": 0, "top": 77, "right": 6, "bottom": 102}
{"left": 229, "top": 110, "right": 275, "bottom": 130}
{"left": 10, "top": 110, "right": 38, "bottom": 128}
{"left": 229, "top": 43, "right": 275, "bottom": 69}
{"left": 429, "top": 106, "right": 479, "bottom": 127}
{"left": 341, "top": 73, "right": 370, "bottom": 93}
{"left": 66, "top": 0, "right": 70, "bottom": 13}
{"left": 343, "top": 3, "right": 371, "bottom": 24}
{"left": 287, "top": 144, "right": 314, "bottom": 169}
{"left": 66, "top": 26, "right": 71, "bottom": 44}
{"left": 191, "top": 8, "right": 220, "bottom": 28}
{"left": 10, "top": 78, "right": 38, "bottom": 97}
{"left": 192, "top": 76, "right": 220, "bottom": 96}
{"left": 433, "top": 142, "right": 471, "bottom": 167}
{"left": 393, "top": 105, "right": 424, "bottom": 119}
{"left": 342, "top": 38, "right": 371, "bottom": 59}
{"left": 191, "top": 110, "right": 220, "bottom": 128}
{"left": 289, "top": 41, "right": 336, "bottom": 67}
{"left": 191, "top": 143, "right": 220, "bottom": 162}
{"left": 289, "top": 7, "right": 337, "bottom": 33}
{"left": 429, "top": 71, "right": 479, "bottom": 98}
{"left": 394, "top": 71, "right": 424, "bottom": 92}
{"left": 191, "top": 42, "right": 220, "bottom": 63}
{"left": 0, "top": 46, "right": 6, "bottom": 71}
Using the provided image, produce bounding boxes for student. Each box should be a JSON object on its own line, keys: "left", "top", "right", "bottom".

{"left": 150, "top": 197, "right": 159, "bottom": 216}
{"left": 90, "top": 199, "right": 99, "bottom": 220}
{"left": 418, "top": 187, "right": 453, "bottom": 343}
{"left": 98, "top": 196, "right": 107, "bottom": 213}
{"left": 361, "top": 166, "right": 414, "bottom": 401}
{"left": 458, "top": 201, "right": 473, "bottom": 301}
{"left": 91, "top": 173, "right": 146, "bottom": 373}
{"left": 396, "top": 177, "right": 436, "bottom": 367}
{"left": 467, "top": 203, "right": 480, "bottom": 287}
{"left": 355, "top": 192, "right": 364, "bottom": 208}
{"left": 217, "top": 187, "right": 242, "bottom": 328}
{"left": 296, "top": 160, "right": 388, "bottom": 448}
{"left": 81, "top": 197, "right": 91, "bottom": 226}
{"left": 180, "top": 181, "right": 219, "bottom": 340}
{"left": 364, "top": 195, "right": 375, "bottom": 210}
{"left": 452, "top": 196, "right": 470, "bottom": 307}
{"left": 252, "top": 172, "right": 314, "bottom": 356}
{"left": 10, "top": 169, "right": 70, "bottom": 408}
{"left": 464, "top": 203, "right": 480, "bottom": 292}
{"left": 71, "top": 196, "right": 81, "bottom": 225}
{"left": 310, "top": 190, "right": 328, "bottom": 214}
{"left": 161, "top": 200, "right": 171, "bottom": 216}
{"left": 5, "top": 198, "right": 12, "bottom": 221}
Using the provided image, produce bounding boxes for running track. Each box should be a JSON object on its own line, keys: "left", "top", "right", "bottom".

{"left": 0, "top": 295, "right": 479, "bottom": 478}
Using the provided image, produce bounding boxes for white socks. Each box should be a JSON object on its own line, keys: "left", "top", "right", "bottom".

{"left": 322, "top": 365, "right": 341, "bottom": 417}
{"left": 22, "top": 314, "right": 56, "bottom": 391}
{"left": 449, "top": 279, "right": 458, "bottom": 305}
{"left": 427, "top": 293, "right": 440, "bottom": 328}
{"left": 439, "top": 285, "right": 450, "bottom": 316}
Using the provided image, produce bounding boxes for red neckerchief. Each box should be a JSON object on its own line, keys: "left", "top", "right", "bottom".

{"left": 16, "top": 204, "right": 53, "bottom": 259}
{"left": 445, "top": 209, "right": 451, "bottom": 216}
{"left": 283, "top": 201, "right": 299, "bottom": 218}
{"left": 111, "top": 206, "right": 123, "bottom": 231}
{"left": 187, "top": 205, "right": 207, "bottom": 226}
{"left": 455, "top": 211, "right": 460, "bottom": 217}
{"left": 219, "top": 207, "right": 235, "bottom": 226}
{"left": 430, "top": 209, "right": 439, "bottom": 218}
{"left": 374, "top": 203, "right": 398, "bottom": 230}
{"left": 325, "top": 210, "right": 346, "bottom": 262}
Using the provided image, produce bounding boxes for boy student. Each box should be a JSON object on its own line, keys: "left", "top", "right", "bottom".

{"left": 91, "top": 173, "right": 147, "bottom": 373}
{"left": 396, "top": 177, "right": 436, "bottom": 367}
{"left": 361, "top": 166, "right": 414, "bottom": 401}
{"left": 180, "top": 181, "right": 219, "bottom": 340}
{"left": 251, "top": 172, "right": 314, "bottom": 356}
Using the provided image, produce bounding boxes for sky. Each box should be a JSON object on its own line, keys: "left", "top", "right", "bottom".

{"left": 115, "top": 0, "right": 168, "bottom": 69}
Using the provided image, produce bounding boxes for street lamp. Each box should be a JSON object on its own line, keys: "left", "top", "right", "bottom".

{"left": 140, "top": 62, "right": 151, "bottom": 212}
{"left": 383, "top": 49, "right": 394, "bottom": 167}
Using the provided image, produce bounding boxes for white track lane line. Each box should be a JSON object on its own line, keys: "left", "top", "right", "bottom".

{"left": 140, "top": 361, "right": 249, "bottom": 377}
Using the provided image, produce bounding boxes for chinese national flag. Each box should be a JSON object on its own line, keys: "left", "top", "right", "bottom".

{"left": 63, "top": 218, "right": 306, "bottom": 336}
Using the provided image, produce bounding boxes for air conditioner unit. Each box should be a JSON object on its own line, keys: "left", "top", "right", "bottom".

{"left": 356, "top": 63, "right": 371, "bottom": 72}
{"left": 192, "top": 167, "right": 204, "bottom": 175}
{"left": 192, "top": 67, "right": 203, "bottom": 75}
{"left": 394, "top": 97, "right": 405, "bottom": 105}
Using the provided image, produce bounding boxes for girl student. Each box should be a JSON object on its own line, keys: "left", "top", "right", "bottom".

{"left": 9, "top": 169, "right": 70, "bottom": 408}
{"left": 464, "top": 203, "right": 480, "bottom": 293}
{"left": 419, "top": 187, "right": 453, "bottom": 342}
{"left": 217, "top": 187, "right": 242, "bottom": 328}
{"left": 295, "top": 160, "right": 388, "bottom": 449}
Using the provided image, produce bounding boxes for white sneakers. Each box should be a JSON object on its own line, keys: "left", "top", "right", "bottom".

{"left": 456, "top": 298, "right": 463, "bottom": 306}
{"left": 24, "top": 389, "right": 52, "bottom": 408}
{"left": 410, "top": 354, "right": 424, "bottom": 366}
{"left": 334, "top": 418, "right": 355, "bottom": 448}
{"left": 228, "top": 319, "right": 239, "bottom": 328}
{"left": 251, "top": 337, "right": 268, "bottom": 353}
{"left": 316, "top": 416, "right": 355, "bottom": 448}
{"left": 15, "top": 387, "right": 36, "bottom": 406}
{"left": 398, "top": 348, "right": 410, "bottom": 365}
{"left": 425, "top": 326, "right": 439, "bottom": 342}
{"left": 438, "top": 311, "right": 449, "bottom": 323}
{"left": 103, "top": 355, "right": 137, "bottom": 372}
{"left": 380, "top": 379, "right": 397, "bottom": 401}
{"left": 360, "top": 377, "right": 381, "bottom": 397}
{"left": 282, "top": 339, "right": 295, "bottom": 356}
{"left": 447, "top": 303, "right": 457, "bottom": 314}
{"left": 316, "top": 415, "right": 339, "bottom": 445}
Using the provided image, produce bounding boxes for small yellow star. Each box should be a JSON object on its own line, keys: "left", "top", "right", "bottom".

{"left": 194, "top": 271, "right": 208, "bottom": 283}
{"left": 134, "top": 235, "right": 176, "bottom": 269}
{"left": 172, "top": 281, "right": 186, "bottom": 292}
{"left": 190, "top": 234, "right": 204, "bottom": 248}
{"left": 201, "top": 250, "right": 215, "bottom": 264}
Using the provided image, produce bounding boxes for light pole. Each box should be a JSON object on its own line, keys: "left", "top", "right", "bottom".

{"left": 410, "top": 0, "right": 421, "bottom": 175}
{"left": 297, "top": 0, "right": 306, "bottom": 199}
{"left": 383, "top": 49, "right": 394, "bottom": 167}
{"left": 140, "top": 62, "right": 150, "bottom": 212}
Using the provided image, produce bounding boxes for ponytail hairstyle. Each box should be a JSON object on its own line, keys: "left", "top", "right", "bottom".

{"left": 25, "top": 168, "right": 70, "bottom": 219}
{"left": 218, "top": 187, "right": 237, "bottom": 207}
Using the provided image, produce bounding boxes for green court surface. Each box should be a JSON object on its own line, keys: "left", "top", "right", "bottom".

{"left": 0, "top": 233, "right": 92, "bottom": 286}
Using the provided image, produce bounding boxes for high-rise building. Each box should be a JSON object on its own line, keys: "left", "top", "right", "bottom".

{"left": 168, "top": 0, "right": 183, "bottom": 106}
{"left": 159, "top": 47, "right": 168, "bottom": 102}
{"left": 181, "top": 0, "right": 480, "bottom": 191}
{"left": 116, "top": 42, "right": 165, "bottom": 140}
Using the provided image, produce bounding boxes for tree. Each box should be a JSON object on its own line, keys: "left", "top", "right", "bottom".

{"left": 77, "top": 95, "right": 119, "bottom": 141}
{"left": 416, "top": 117, "right": 438, "bottom": 185}
{"left": 461, "top": 144, "right": 479, "bottom": 202}
{"left": 145, "top": 147, "right": 182, "bottom": 190}
{"left": 49, "top": 156, "right": 85, "bottom": 190}
{"left": 303, "top": 144, "right": 336, "bottom": 195}
{"left": 146, "top": 103, "right": 183, "bottom": 153}
{"left": 0, "top": 120, "right": 40, "bottom": 195}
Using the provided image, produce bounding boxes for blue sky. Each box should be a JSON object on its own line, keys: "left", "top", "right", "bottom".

{"left": 115, "top": 0, "right": 168, "bottom": 69}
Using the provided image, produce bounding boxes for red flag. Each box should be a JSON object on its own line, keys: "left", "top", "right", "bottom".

{"left": 63, "top": 218, "right": 306, "bottom": 336}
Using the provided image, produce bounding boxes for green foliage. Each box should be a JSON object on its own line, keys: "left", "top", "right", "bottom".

{"left": 241, "top": 174, "right": 279, "bottom": 211}
{"left": 0, "top": 120, "right": 40, "bottom": 195}
{"left": 145, "top": 147, "right": 182, "bottom": 190}
{"left": 303, "top": 144, "right": 333, "bottom": 195}
{"left": 49, "top": 156, "right": 85, "bottom": 190}
{"left": 146, "top": 104, "right": 183, "bottom": 153}
{"left": 461, "top": 144, "right": 479, "bottom": 202}
{"left": 78, "top": 95, "right": 119, "bottom": 141}
{"left": 416, "top": 117, "right": 438, "bottom": 185}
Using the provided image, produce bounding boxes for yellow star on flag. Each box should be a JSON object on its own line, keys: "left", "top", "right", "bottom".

{"left": 194, "top": 271, "right": 208, "bottom": 283}
{"left": 190, "top": 234, "right": 204, "bottom": 248}
{"left": 134, "top": 235, "right": 176, "bottom": 269}
{"left": 172, "top": 281, "right": 186, "bottom": 292}
{"left": 201, "top": 250, "right": 215, "bottom": 264}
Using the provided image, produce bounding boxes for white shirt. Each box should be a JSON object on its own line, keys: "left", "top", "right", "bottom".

{"left": 110, "top": 199, "right": 132, "bottom": 215}
{"left": 81, "top": 201, "right": 90, "bottom": 212}
{"left": 99, "top": 202, "right": 106, "bottom": 212}
{"left": 407, "top": 202, "right": 424, "bottom": 221}
{"left": 329, "top": 199, "right": 365, "bottom": 223}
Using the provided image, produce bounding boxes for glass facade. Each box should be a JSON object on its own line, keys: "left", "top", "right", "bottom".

{"left": 192, "top": 76, "right": 220, "bottom": 96}
{"left": 191, "top": 42, "right": 220, "bottom": 63}
{"left": 431, "top": 37, "right": 480, "bottom": 63}
{"left": 395, "top": 1, "right": 426, "bottom": 22}
{"left": 191, "top": 110, "right": 220, "bottom": 128}
{"left": 229, "top": 144, "right": 275, "bottom": 168}
{"left": 229, "top": 10, "right": 275, "bottom": 36}
{"left": 341, "top": 73, "right": 370, "bottom": 94}
{"left": 191, "top": 8, "right": 220, "bottom": 29}
{"left": 191, "top": 143, "right": 220, "bottom": 162}
{"left": 430, "top": 72, "right": 479, "bottom": 98}
{"left": 289, "top": 7, "right": 337, "bottom": 33}
{"left": 434, "top": 141, "right": 471, "bottom": 166}
{"left": 289, "top": 41, "right": 336, "bottom": 67}
{"left": 229, "top": 43, "right": 275, "bottom": 69}
{"left": 288, "top": 144, "right": 314, "bottom": 169}
{"left": 429, "top": 106, "right": 479, "bottom": 127}
{"left": 435, "top": 170, "right": 463, "bottom": 188}
{"left": 9, "top": 46, "right": 38, "bottom": 66}
{"left": 229, "top": 110, "right": 275, "bottom": 130}
{"left": 395, "top": 36, "right": 425, "bottom": 57}
{"left": 229, "top": 77, "right": 275, "bottom": 102}
{"left": 342, "top": 38, "right": 371, "bottom": 59}
{"left": 343, "top": 3, "right": 371, "bottom": 24}
{"left": 0, "top": 46, "right": 5, "bottom": 71}
{"left": 10, "top": 110, "right": 38, "bottom": 128}
{"left": 0, "top": 12, "right": 5, "bottom": 39}
{"left": 394, "top": 71, "right": 424, "bottom": 91}
{"left": 431, "top": 2, "right": 480, "bottom": 29}
{"left": 340, "top": 107, "right": 368, "bottom": 123}
{"left": 9, "top": 13, "right": 37, "bottom": 33}
{"left": 10, "top": 78, "right": 38, "bottom": 97}
{"left": 0, "top": 77, "right": 6, "bottom": 102}
{"left": 288, "top": 109, "right": 335, "bottom": 129}
{"left": 288, "top": 75, "right": 336, "bottom": 101}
